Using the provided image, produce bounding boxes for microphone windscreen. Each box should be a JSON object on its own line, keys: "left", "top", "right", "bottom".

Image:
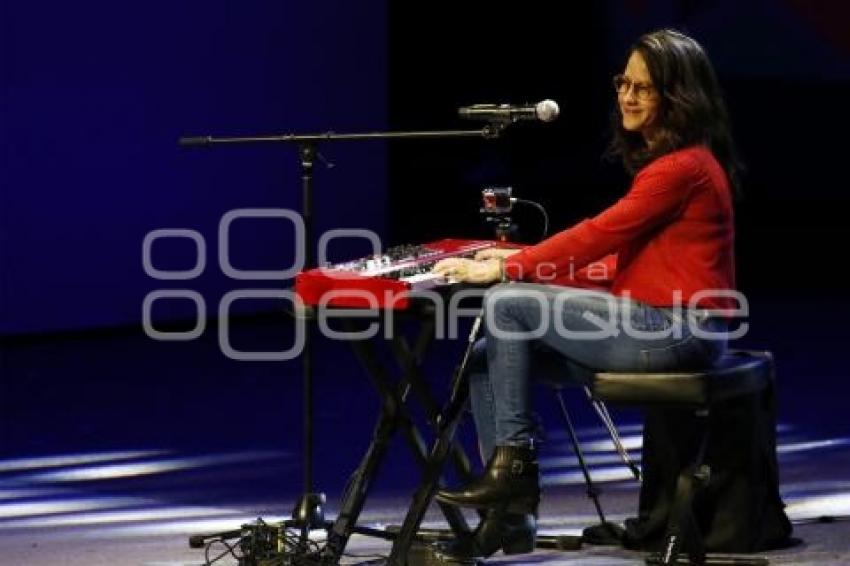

{"left": 535, "top": 100, "right": 559, "bottom": 122}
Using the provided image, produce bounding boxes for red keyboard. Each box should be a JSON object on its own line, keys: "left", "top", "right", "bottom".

{"left": 295, "top": 239, "right": 518, "bottom": 309}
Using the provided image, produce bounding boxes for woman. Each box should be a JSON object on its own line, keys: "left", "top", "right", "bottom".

{"left": 432, "top": 28, "right": 741, "bottom": 559}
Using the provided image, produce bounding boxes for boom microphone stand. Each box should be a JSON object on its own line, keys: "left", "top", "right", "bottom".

{"left": 178, "top": 123, "right": 506, "bottom": 561}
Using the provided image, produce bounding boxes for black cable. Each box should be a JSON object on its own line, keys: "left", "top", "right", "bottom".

{"left": 278, "top": 524, "right": 322, "bottom": 560}
{"left": 205, "top": 469, "right": 387, "bottom": 566}
{"left": 204, "top": 537, "right": 242, "bottom": 565}
{"left": 514, "top": 198, "right": 550, "bottom": 240}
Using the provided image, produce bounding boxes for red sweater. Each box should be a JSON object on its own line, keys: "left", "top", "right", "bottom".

{"left": 505, "top": 145, "right": 736, "bottom": 310}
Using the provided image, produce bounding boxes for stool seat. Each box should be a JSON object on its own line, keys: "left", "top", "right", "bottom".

{"left": 589, "top": 350, "right": 774, "bottom": 407}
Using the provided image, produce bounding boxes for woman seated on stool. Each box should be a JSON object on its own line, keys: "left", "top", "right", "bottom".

{"left": 431, "top": 28, "right": 740, "bottom": 560}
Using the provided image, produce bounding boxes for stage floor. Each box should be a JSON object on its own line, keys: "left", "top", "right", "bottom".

{"left": 2, "top": 296, "right": 849, "bottom": 564}
{"left": 0, "top": 422, "right": 848, "bottom": 565}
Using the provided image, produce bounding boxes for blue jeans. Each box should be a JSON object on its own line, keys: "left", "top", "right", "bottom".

{"left": 467, "top": 283, "right": 728, "bottom": 462}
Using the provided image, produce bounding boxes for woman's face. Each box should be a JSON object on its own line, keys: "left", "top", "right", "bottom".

{"left": 617, "top": 51, "right": 660, "bottom": 140}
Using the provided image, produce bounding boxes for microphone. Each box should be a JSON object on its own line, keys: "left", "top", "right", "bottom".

{"left": 458, "top": 99, "right": 559, "bottom": 123}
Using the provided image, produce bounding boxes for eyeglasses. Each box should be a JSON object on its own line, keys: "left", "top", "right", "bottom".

{"left": 613, "top": 74, "right": 656, "bottom": 100}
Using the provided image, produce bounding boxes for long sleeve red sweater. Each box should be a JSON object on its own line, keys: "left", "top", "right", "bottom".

{"left": 504, "top": 145, "right": 736, "bottom": 310}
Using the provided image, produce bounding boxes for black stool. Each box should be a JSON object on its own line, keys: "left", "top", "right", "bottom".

{"left": 550, "top": 350, "right": 776, "bottom": 565}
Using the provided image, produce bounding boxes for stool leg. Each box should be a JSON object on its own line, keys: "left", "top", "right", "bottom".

{"left": 659, "top": 412, "right": 711, "bottom": 566}
{"left": 659, "top": 465, "right": 707, "bottom": 565}
{"left": 584, "top": 387, "right": 642, "bottom": 481}
{"left": 555, "top": 390, "right": 609, "bottom": 525}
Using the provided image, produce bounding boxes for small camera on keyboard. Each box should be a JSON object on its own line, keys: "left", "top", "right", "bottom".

{"left": 481, "top": 186, "right": 514, "bottom": 215}
{"left": 480, "top": 186, "right": 516, "bottom": 241}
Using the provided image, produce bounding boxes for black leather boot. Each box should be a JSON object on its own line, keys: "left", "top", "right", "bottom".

{"left": 435, "top": 445, "right": 540, "bottom": 514}
{"left": 435, "top": 509, "right": 537, "bottom": 561}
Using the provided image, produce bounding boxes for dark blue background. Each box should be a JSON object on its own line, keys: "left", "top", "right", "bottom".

{"left": 3, "top": 1, "right": 850, "bottom": 336}
{"left": 1, "top": 1, "right": 387, "bottom": 335}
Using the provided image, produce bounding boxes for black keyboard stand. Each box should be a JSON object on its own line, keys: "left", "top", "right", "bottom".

{"left": 316, "top": 299, "right": 479, "bottom": 564}
{"left": 192, "top": 296, "right": 581, "bottom": 565}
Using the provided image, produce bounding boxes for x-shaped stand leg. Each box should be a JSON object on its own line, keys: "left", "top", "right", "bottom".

{"left": 384, "top": 315, "right": 484, "bottom": 565}
{"left": 318, "top": 313, "right": 474, "bottom": 564}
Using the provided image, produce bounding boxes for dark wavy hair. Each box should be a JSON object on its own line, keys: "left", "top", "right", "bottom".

{"left": 607, "top": 29, "right": 742, "bottom": 195}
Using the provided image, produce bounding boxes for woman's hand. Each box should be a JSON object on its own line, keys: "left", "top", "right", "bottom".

{"left": 432, "top": 257, "right": 502, "bottom": 284}
{"left": 474, "top": 247, "right": 522, "bottom": 261}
